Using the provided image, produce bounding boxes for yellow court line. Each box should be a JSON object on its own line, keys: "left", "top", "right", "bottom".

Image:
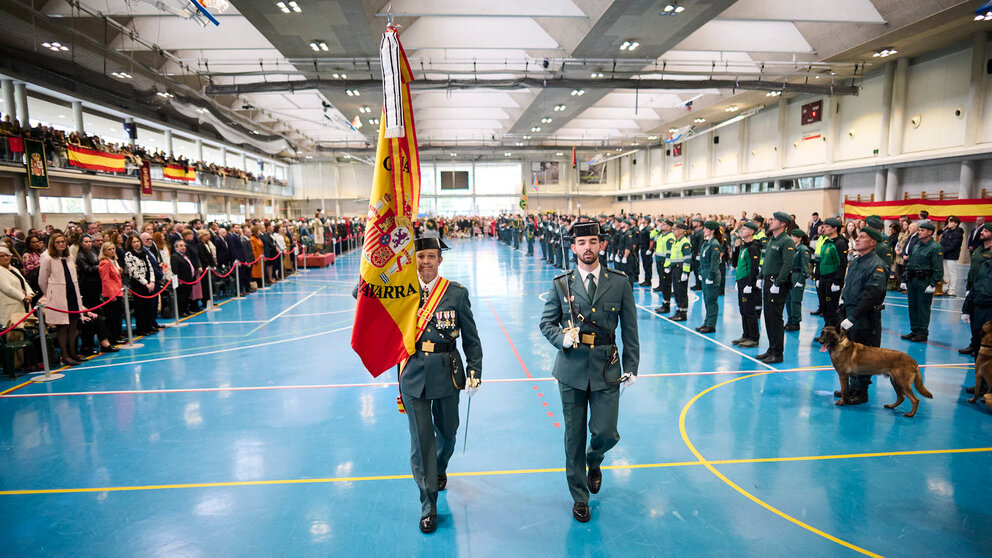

{"left": 679, "top": 372, "right": 884, "bottom": 558}
{"left": 3, "top": 446, "right": 990, "bottom": 497}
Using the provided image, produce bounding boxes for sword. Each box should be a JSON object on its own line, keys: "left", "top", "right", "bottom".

{"left": 462, "top": 370, "right": 478, "bottom": 454}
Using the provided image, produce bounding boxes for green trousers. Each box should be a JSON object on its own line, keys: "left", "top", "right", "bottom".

{"left": 402, "top": 392, "right": 460, "bottom": 517}
{"left": 907, "top": 277, "right": 934, "bottom": 336}
{"left": 702, "top": 273, "right": 721, "bottom": 328}
{"left": 558, "top": 383, "right": 620, "bottom": 504}
{"left": 785, "top": 284, "right": 804, "bottom": 325}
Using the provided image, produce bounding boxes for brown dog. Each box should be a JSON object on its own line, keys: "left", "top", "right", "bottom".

{"left": 818, "top": 326, "right": 933, "bottom": 417}
{"left": 967, "top": 321, "right": 992, "bottom": 411}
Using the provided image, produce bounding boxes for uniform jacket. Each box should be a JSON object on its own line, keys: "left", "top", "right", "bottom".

{"left": 791, "top": 244, "right": 811, "bottom": 285}
{"left": 540, "top": 267, "right": 639, "bottom": 391}
{"left": 840, "top": 251, "right": 887, "bottom": 328}
{"left": 400, "top": 281, "right": 483, "bottom": 400}
{"left": 761, "top": 231, "right": 796, "bottom": 285}
{"left": 906, "top": 238, "right": 944, "bottom": 287}
{"left": 700, "top": 238, "right": 722, "bottom": 281}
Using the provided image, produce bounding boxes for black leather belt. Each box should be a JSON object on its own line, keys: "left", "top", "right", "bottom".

{"left": 418, "top": 340, "right": 455, "bottom": 353}
{"left": 575, "top": 332, "right": 615, "bottom": 348}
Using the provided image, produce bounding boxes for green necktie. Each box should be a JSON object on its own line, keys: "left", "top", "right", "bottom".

{"left": 586, "top": 273, "right": 596, "bottom": 301}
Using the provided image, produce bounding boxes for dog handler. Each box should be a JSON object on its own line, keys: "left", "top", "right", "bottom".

{"left": 756, "top": 211, "right": 796, "bottom": 364}
{"left": 540, "top": 221, "right": 639, "bottom": 523}
{"left": 836, "top": 227, "right": 889, "bottom": 405}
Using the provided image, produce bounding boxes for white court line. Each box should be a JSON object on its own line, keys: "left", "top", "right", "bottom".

{"left": 636, "top": 304, "right": 778, "bottom": 371}
{"left": 245, "top": 287, "right": 326, "bottom": 335}
{"left": 801, "top": 287, "right": 962, "bottom": 313}
{"left": 182, "top": 320, "right": 267, "bottom": 325}
{"left": 2, "top": 363, "right": 971, "bottom": 398}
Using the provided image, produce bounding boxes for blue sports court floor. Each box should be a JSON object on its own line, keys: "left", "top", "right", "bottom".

{"left": 1, "top": 238, "right": 989, "bottom": 557}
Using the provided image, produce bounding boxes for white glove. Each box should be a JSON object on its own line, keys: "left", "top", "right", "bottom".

{"left": 899, "top": 283, "right": 907, "bottom": 290}
{"left": 599, "top": 250, "right": 605, "bottom": 255}
{"left": 743, "top": 285, "right": 752, "bottom": 294}
{"left": 614, "top": 254, "right": 621, "bottom": 262}
{"left": 794, "top": 282, "right": 803, "bottom": 289}
{"left": 838, "top": 297, "right": 844, "bottom": 306}
{"left": 695, "top": 255, "right": 700, "bottom": 261}
{"left": 464, "top": 374, "right": 481, "bottom": 397}
{"left": 830, "top": 284, "right": 840, "bottom": 292}
{"left": 840, "top": 319, "right": 854, "bottom": 330}
{"left": 705, "top": 279, "right": 714, "bottom": 285}
{"left": 622, "top": 257, "right": 628, "bottom": 264}
{"left": 621, "top": 374, "right": 637, "bottom": 388}
{"left": 966, "top": 290, "right": 970, "bottom": 297}
{"left": 562, "top": 329, "right": 576, "bottom": 349}
{"left": 815, "top": 280, "right": 820, "bottom": 288}
{"left": 664, "top": 268, "right": 671, "bottom": 275}
{"left": 681, "top": 273, "right": 688, "bottom": 281}
{"left": 644, "top": 250, "right": 651, "bottom": 256}
{"left": 961, "top": 314, "right": 971, "bottom": 325}
{"left": 756, "top": 279, "right": 764, "bottom": 289}
{"left": 770, "top": 284, "right": 780, "bottom": 294}
{"left": 925, "top": 285, "right": 935, "bottom": 294}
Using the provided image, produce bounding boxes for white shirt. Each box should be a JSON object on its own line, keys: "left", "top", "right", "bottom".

{"left": 419, "top": 274, "right": 440, "bottom": 297}
{"left": 576, "top": 264, "right": 602, "bottom": 298}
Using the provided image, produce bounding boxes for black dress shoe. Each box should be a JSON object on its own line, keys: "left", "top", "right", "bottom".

{"left": 910, "top": 334, "right": 928, "bottom": 343}
{"left": 669, "top": 312, "right": 687, "bottom": 322}
{"left": 572, "top": 502, "right": 590, "bottom": 523}
{"left": 761, "top": 354, "right": 783, "bottom": 364}
{"left": 784, "top": 323, "right": 800, "bottom": 332}
{"left": 697, "top": 326, "right": 716, "bottom": 333}
{"left": 958, "top": 346, "right": 974, "bottom": 354}
{"left": 731, "top": 338, "right": 744, "bottom": 345}
{"left": 966, "top": 386, "right": 976, "bottom": 394}
{"left": 844, "top": 392, "right": 869, "bottom": 405}
{"left": 587, "top": 467, "right": 602, "bottom": 494}
{"left": 419, "top": 515, "right": 437, "bottom": 533}
{"left": 900, "top": 333, "right": 915, "bottom": 340}
{"left": 658, "top": 304, "right": 671, "bottom": 314}
{"left": 738, "top": 339, "right": 759, "bottom": 348}
{"left": 690, "top": 285, "right": 702, "bottom": 291}
{"left": 810, "top": 309, "right": 823, "bottom": 316}
{"left": 437, "top": 473, "right": 447, "bottom": 491}
{"left": 755, "top": 351, "right": 770, "bottom": 360}
{"left": 652, "top": 286, "right": 663, "bottom": 292}
{"left": 638, "top": 282, "right": 651, "bottom": 287}
{"left": 101, "top": 345, "right": 120, "bottom": 353}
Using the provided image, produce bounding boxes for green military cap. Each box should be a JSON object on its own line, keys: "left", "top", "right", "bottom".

{"left": 789, "top": 228, "right": 805, "bottom": 238}
{"left": 919, "top": 221, "right": 936, "bottom": 231}
{"left": 692, "top": 216, "right": 704, "bottom": 223}
{"left": 704, "top": 220, "right": 720, "bottom": 231}
{"left": 625, "top": 218, "right": 635, "bottom": 226}
{"left": 754, "top": 214, "right": 765, "bottom": 223}
{"left": 673, "top": 219, "right": 687, "bottom": 229}
{"left": 742, "top": 221, "right": 759, "bottom": 231}
{"left": 983, "top": 223, "right": 992, "bottom": 233}
{"left": 824, "top": 217, "right": 843, "bottom": 228}
{"left": 663, "top": 218, "right": 674, "bottom": 226}
{"left": 772, "top": 211, "right": 792, "bottom": 223}
{"left": 863, "top": 227, "right": 885, "bottom": 242}
{"left": 865, "top": 215, "right": 883, "bottom": 230}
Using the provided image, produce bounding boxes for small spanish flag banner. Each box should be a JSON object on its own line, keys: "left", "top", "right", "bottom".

{"left": 66, "top": 144, "right": 126, "bottom": 173}
{"left": 163, "top": 164, "right": 196, "bottom": 182}
{"left": 351, "top": 26, "right": 422, "bottom": 378}
{"left": 139, "top": 160, "right": 153, "bottom": 195}
{"left": 844, "top": 198, "right": 992, "bottom": 223}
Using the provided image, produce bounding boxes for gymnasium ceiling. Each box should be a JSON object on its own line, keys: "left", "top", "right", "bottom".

{"left": 0, "top": 0, "right": 986, "bottom": 160}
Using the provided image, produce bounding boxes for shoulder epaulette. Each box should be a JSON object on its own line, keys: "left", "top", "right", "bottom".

{"left": 607, "top": 269, "right": 627, "bottom": 277}
{"left": 553, "top": 270, "right": 573, "bottom": 280}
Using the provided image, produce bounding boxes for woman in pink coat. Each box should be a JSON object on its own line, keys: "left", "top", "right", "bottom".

{"left": 39, "top": 233, "right": 95, "bottom": 366}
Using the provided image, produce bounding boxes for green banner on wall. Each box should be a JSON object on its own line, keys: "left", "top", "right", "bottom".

{"left": 23, "top": 138, "right": 49, "bottom": 189}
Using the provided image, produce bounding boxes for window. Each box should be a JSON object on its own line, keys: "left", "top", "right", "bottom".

{"left": 177, "top": 201, "right": 198, "bottom": 214}
{"left": 796, "top": 176, "right": 824, "bottom": 190}
{"left": 40, "top": 196, "right": 85, "bottom": 213}
{"left": 475, "top": 163, "right": 520, "bottom": 195}
{"left": 440, "top": 170, "right": 469, "bottom": 190}
{"left": 142, "top": 200, "right": 174, "bottom": 214}
{"left": 0, "top": 194, "right": 17, "bottom": 213}
{"left": 717, "top": 185, "right": 738, "bottom": 195}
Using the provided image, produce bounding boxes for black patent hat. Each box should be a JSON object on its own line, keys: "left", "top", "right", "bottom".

{"left": 567, "top": 221, "right": 606, "bottom": 242}
{"left": 414, "top": 236, "right": 450, "bottom": 251}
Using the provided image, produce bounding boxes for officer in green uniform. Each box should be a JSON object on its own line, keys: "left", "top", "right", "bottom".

{"left": 512, "top": 216, "right": 521, "bottom": 250}
{"left": 865, "top": 215, "right": 893, "bottom": 268}
{"left": 785, "top": 229, "right": 811, "bottom": 331}
{"left": 815, "top": 218, "right": 844, "bottom": 331}
{"left": 695, "top": 221, "right": 723, "bottom": 333}
{"left": 400, "top": 237, "right": 483, "bottom": 533}
{"left": 525, "top": 217, "right": 535, "bottom": 256}
{"left": 638, "top": 217, "right": 654, "bottom": 287}
{"left": 540, "top": 221, "right": 639, "bottom": 524}
{"left": 835, "top": 227, "right": 888, "bottom": 404}
{"left": 756, "top": 211, "right": 796, "bottom": 364}
{"left": 961, "top": 223, "right": 992, "bottom": 356}
{"left": 690, "top": 216, "right": 705, "bottom": 290}
{"left": 900, "top": 221, "right": 943, "bottom": 342}
{"left": 732, "top": 222, "right": 762, "bottom": 348}
{"left": 666, "top": 220, "right": 692, "bottom": 321}
{"left": 619, "top": 219, "right": 638, "bottom": 285}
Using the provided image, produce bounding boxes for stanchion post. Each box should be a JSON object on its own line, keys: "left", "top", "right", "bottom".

{"left": 205, "top": 267, "right": 220, "bottom": 312}
{"left": 120, "top": 284, "right": 143, "bottom": 349}
{"left": 260, "top": 257, "right": 267, "bottom": 290}
{"left": 302, "top": 245, "right": 308, "bottom": 273}
{"left": 31, "top": 302, "right": 64, "bottom": 382}
{"left": 293, "top": 246, "right": 299, "bottom": 275}
{"left": 233, "top": 261, "right": 244, "bottom": 300}
{"left": 166, "top": 276, "right": 187, "bottom": 328}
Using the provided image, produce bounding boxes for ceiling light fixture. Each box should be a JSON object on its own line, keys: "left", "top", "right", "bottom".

{"left": 522, "top": 135, "right": 531, "bottom": 140}
{"left": 369, "top": 119, "right": 379, "bottom": 125}
{"left": 288, "top": 1, "right": 301, "bottom": 12}
{"left": 570, "top": 89, "right": 585, "bottom": 96}
{"left": 42, "top": 41, "right": 69, "bottom": 52}
{"left": 648, "top": 136, "right": 658, "bottom": 140}
{"left": 531, "top": 126, "right": 541, "bottom": 132}
{"left": 872, "top": 48, "right": 897, "bottom": 58}
{"left": 765, "top": 91, "right": 781, "bottom": 97}
{"left": 661, "top": 3, "right": 685, "bottom": 15}
{"left": 276, "top": 1, "right": 290, "bottom": 13}
{"left": 724, "top": 106, "right": 739, "bottom": 113}
{"left": 310, "top": 40, "right": 328, "bottom": 52}
{"left": 619, "top": 41, "right": 639, "bottom": 52}
{"left": 556, "top": 151, "right": 564, "bottom": 156}
{"left": 541, "top": 117, "right": 552, "bottom": 124}
{"left": 111, "top": 71, "right": 133, "bottom": 80}
{"left": 156, "top": 91, "right": 174, "bottom": 98}
{"left": 668, "top": 128, "right": 678, "bottom": 134}
{"left": 359, "top": 106, "right": 371, "bottom": 113}
{"left": 554, "top": 104, "right": 566, "bottom": 112}
{"left": 515, "top": 142, "right": 524, "bottom": 146}
{"left": 590, "top": 72, "right": 604, "bottom": 78}
{"left": 975, "top": 2, "right": 992, "bottom": 20}
{"left": 693, "top": 117, "right": 706, "bottom": 123}
{"left": 450, "top": 152, "right": 457, "bottom": 157}
{"left": 504, "top": 152, "right": 512, "bottom": 157}
{"left": 345, "top": 89, "right": 360, "bottom": 96}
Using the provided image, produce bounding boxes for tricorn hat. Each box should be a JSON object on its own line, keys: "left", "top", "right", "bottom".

{"left": 567, "top": 221, "right": 606, "bottom": 241}
{"left": 414, "top": 236, "right": 450, "bottom": 252}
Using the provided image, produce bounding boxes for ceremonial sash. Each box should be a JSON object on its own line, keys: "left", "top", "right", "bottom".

{"left": 395, "top": 276, "right": 450, "bottom": 413}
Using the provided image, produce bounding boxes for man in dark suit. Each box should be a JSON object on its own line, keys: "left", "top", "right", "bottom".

{"left": 808, "top": 212, "right": 823, "bottom": 242}
{"left": 171, "top": 240, "right": 196, "bottom": 316}
{"left": 140, "top": 232, "right": 164, "bottom": 327}
{"left": 213, "top": 228, "right": 232, "bottom": 269}
{"left": 969, "top": 216, "right": 986, "bottom": 252}
{"left": 226, "top": 225, "right": 248, "bottom": 295}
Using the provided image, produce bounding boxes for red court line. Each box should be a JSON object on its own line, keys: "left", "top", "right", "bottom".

{"left": 487, "top": 299, "right": 532, "bottom": 379}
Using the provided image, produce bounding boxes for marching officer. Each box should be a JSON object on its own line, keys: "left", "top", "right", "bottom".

{"left": 900, "top": 221, "right": 943, "bottom": 342}
{"left": 836, "top": 227, "right": 888, "bottom": 405}
{"left": 666, "top": 220, "right": 692, "bottom": 321}
{"left": 732, "top": 221, "right": 762, "bottom": 348}
{"left": 696, "top": 220, "right": 723, "bottom": 334}
{"left": 361, "top": 237, "right": 483, "bottom": 534}
{"left": 960, "top": 222, "right": 992, "bottom": 356}
{"left": 755, "top": 211, "right": 796, "bottom": 364}
{"left": 540, "top": 221, "right": 639, "bottom": 524}
{"left": 785, "top": 229, "right": 811, "bottom": 332}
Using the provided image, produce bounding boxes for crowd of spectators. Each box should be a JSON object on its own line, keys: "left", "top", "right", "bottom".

{"left": 0, "top": 213, "right": 364, "bottom": 376}
{"left": 0, "top": 114, "right": 285, "bottom": 185}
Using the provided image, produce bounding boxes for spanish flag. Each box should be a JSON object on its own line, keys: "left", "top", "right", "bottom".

{"left": 844, "top": 197, "right": 992, "bottom": 223}
{"left": 66, "top": 145, "right": 126, "bottom": 173}
{"left": 164, "top": 164, "right": 196, "bottom": 182}
{"left": 351, "top": 26, "right": 422, "bottom": 378}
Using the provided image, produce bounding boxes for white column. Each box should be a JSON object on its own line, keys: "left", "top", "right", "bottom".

{"left": 965, "top": 31, "right": 988, "bottom": 147}
{"left": 28, "top": 187, "right": 41, "bottom": 230}
{"left": 164, "top": 129, "right": 173, "bottom": 156}
{"left": 72, "top": 101, "right": 84, "bottom": 134}
{"left": 196, "top": 138, "right": 204, "bottom": 162}
{"left": 133, "top": 186, "right": 143, "bottom": 224}
{"left": 198, "top": 194, "right": 206, "bottom": 219}
{"left": 960, "top": 160, "right": 977, "bottom": 200}
{"left": 877, "top": 62, "right": 895, "bottom": 158}
{"left": 885, "top": 168, "right": 900, "bottom": 201}
{"left": 873, "top": 169, "right": 886, "bottom": 202}
{"left": 14, "top": 82, "right": 29, "bottom": 125}
{"left": 776, "top": 98, "right": 788, "bottom": 170}
{"left": 82, "top": 183, "right": 94, "bottom": 221}
{"left": 737, "top": 118, "right": 749, "bottom": 175}
{"left": 220, "top": 146, "right": 228, "bottom": 166}
{"left": 240, "top": 152, "right": 247, "bottom": 171}
{"left": 171, "top": 190, "right": 179, "bottom": 215}
{"left": 0, "top": 80, "right": 13, "bottom": 120}
{"left": 13, "top": 180, "right": 29, "bottom": 232}
{"left": 706, "top": 135, "right": 714, "bottom": 179}
{"left": 888, "top": 57, "right": 909, "bottom": 157}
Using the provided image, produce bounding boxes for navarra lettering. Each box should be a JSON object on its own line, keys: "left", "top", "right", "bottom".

{"left": 358, "top": 280, "right": 418, "bottom": 299}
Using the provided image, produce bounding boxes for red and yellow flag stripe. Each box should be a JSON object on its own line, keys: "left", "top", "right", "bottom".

{"left": 844, "top": 198, "right": 992, "bottom": 223}
{"left": 66, "top": 145, "right": 126, "bottom": 173}
{"left": 163, "top": 164, "right": 196, "bottom": 182}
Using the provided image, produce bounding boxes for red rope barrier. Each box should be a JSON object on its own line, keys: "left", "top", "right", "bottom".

{"left": 128, "top": 282, "right": 172, "bottom": 299}
{"left": 43, "top": 293, "right": 120, "bottom": 314}
{"left": 210, "top": 265, "right": 236, "bottom": 278}
{"left": 0, "top": 307, "right": 37, "bottom": 336}
{"left": 176, "top": 268, "right": 210, "bottom": 286}
{"left": 264, "top": 250, "right": 284, "bottom": 262}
